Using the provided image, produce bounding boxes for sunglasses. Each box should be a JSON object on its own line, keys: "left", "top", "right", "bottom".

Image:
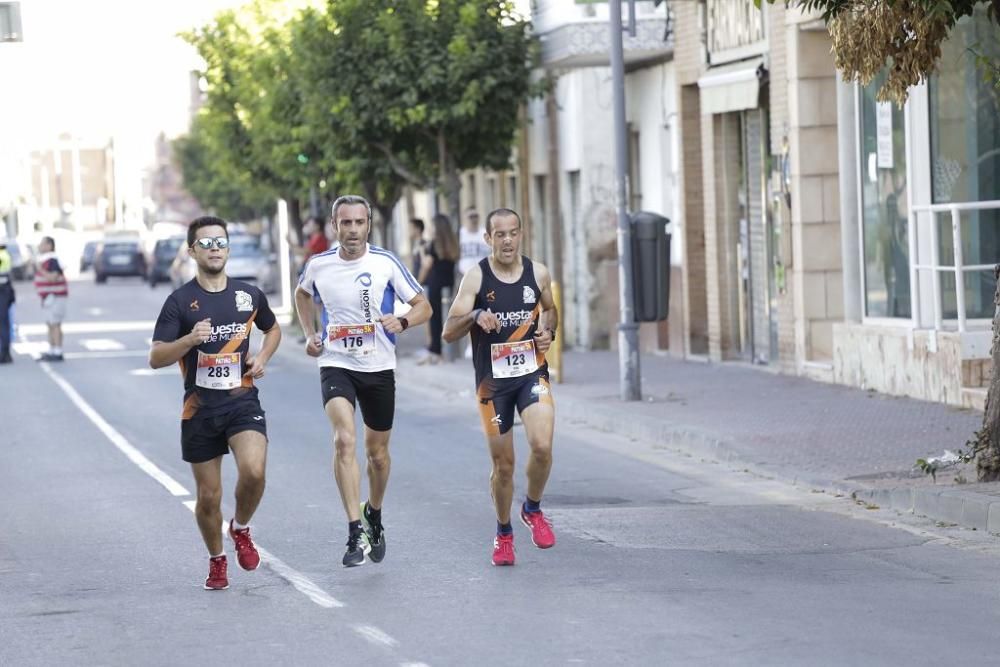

{"left": 192, "top": 236, "right": 230, "bottom": 250}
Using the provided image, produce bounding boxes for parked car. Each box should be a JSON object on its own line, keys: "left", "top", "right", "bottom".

{"left": 170, "top": 234, "right": 276, "bottom": 293}
{"left": 169, "top": 242, "right": 196, "bottom": 289}
{"left": 94, "top": 239, "right": 146, "bottom": 283}
{"left": 148, "top": 236, "right": 185, "bottom": 287}
{"left": 79, "top": 240, "right": 100, "bottom": 272}
{"left": 226, "top": 235, "right": 276, "bottom": 294}
{"left": 4, "top": 240, "right": 36, "bottom": 281}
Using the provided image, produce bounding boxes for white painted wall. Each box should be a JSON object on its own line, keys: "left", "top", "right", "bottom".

{"left": 533, "top": 0, "right": 665, "bottom": 34}
{"left": 625, "top": 62, "right": 681, "bottom": 264}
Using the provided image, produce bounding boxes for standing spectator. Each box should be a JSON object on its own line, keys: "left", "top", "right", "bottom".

{"left": 457, "top": 208, "right": 491, "bottom": 358}
{"left": 34, "top": 236, "right": 68, "bottom": 362}
{"left": 0, "top": 239, "right": 14, "bottom": 364}
{"left": 299, "top": 216, "right": 331, "bottom": 343}
{"left": 408, "top": 218, "right": 426, "bottom": 278}
{"left": 303, "top": 216, "right": 330, "bottom": 261}
{"left": 417, "top": 214, "right": 459, "bottom": 365}
{"left": 457, "top": 208, "right": 490, "bottom": 278}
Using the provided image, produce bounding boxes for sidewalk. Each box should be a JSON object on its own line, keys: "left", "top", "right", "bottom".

{"left": 397, "top": 348, "right": 1000, "bottom": 534}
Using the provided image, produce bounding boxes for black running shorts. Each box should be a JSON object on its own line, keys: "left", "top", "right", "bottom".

{"left": 477, "top": 369, "right": 553, "bottom": 436}
{"left": 180, "top": 397, "right": 267, "bottom": 464}
{"left": 320, "top": 366, "right": 396, "bottom": 432}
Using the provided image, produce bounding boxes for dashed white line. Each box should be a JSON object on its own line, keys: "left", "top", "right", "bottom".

{"left": 260, "top": 546, "right": 345, "bottom": 609}
{"left": 47, "top": 362, "right": 345, "bottom": 610}
{"left": 80, "top": 338, "right": 126, "bottom": 351}
{"left": 353, "top": 624, "right": 400, "bottom": 649}
{"left": 18, "top": 320, "right": 156, "bottom": 336}
{"left": 180, "top": 503, "right": 345, "bottom": 609}
{"left": 41, "top": 363, "right": 190, "bottom": 497}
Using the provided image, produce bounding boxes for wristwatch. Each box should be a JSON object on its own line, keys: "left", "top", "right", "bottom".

{"left": 399, "top": 317, "right": 410, "bottom": 331}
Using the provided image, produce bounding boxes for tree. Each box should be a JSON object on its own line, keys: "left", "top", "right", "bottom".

{"left": 761, "top": 0, "right": 999, "bottom": 105}
{"left": 288, "top": 6, "right": 418, "bottom": 245}
{"left": 292, "top": 0, "right": 537, "bottom": 221}
{"left": 179, "top": 0, "right": 326, "bottom": 234}
{"left": 173, "top": 115, "right": 274, "bottom": 221}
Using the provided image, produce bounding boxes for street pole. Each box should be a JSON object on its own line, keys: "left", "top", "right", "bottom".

{"left": 610, "top": 0, "right": 641, "bottom": 401}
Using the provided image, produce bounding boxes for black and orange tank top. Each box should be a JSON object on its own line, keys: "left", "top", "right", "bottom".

{"left": 471, "top": 256, "right": 546, "bottom": 388}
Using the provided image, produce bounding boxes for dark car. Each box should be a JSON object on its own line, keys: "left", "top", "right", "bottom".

{"left": 80, "top": 240, "right": 99, "bottom": 272}
{"left": 94, "top": 239, "right": 146, "bottom": 283}
{"left": 148, "top": 236, "right": 185, "bottom": 287}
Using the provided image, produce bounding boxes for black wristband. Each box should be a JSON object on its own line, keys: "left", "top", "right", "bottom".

{"left": 399, "top": 317, "right": 409, "bottom": 331}
{"left": 471, "top": 308, "right": 482, "bottom": 326}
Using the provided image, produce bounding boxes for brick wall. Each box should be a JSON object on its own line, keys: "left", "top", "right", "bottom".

{"left": 680, "top": 84, "right": 709, "bottom": 355}
{"left": 673, "top": 2, "right": 703, "bottom": 86}
{"left": 787, "top": 25, "right": 841, "bottom": 362}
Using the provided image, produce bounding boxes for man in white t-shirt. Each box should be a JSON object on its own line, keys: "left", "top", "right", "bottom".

{"left": 458, "top": 208, "right": 490, "bottom": 277}
{"left": 458, "top": 208, "right": 490, "bottom": 358}
{"left": 295, "top": 195, "right": 431, "bottom": 567}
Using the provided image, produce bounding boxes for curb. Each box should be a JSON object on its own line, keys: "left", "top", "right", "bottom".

{"left": 399, "top": 360, "right": 1000, "bottom": 536}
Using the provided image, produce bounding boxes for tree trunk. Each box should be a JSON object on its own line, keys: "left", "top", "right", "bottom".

{"left": 286, "top": 196, "right": 304, "bottom": 247}
{"left": 976, "top": 265, "right": 1000, "bottom": 481}
{"left": 437, "top": 129, "right": 461, "bottom": 223}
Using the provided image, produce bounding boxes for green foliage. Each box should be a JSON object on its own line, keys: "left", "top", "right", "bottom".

{"left": 758, "top": 0, "right": 999, "bottom": 104}
{"left": 174, "top": 0, "right": 536, "bottom": 223}
{"left": 291, "top": 0, "right": 536, "bottom": 214}
{"left": 176, "top": 1, "right": 325, "bottom": 218}
{"left": 173, "top": 116, "right": 274, "bottom": 221}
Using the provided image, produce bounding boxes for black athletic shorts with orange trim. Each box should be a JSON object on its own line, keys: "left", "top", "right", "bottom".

{"left": 180, "top": 397, "right": 267, "bottom": 464}
{"left": 477, "top": 368, "right": 553, "bottom": 436}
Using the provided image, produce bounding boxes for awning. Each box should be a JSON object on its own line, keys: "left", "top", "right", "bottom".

{"left": 697, "top": 58, "right": 764, "bottom": 115}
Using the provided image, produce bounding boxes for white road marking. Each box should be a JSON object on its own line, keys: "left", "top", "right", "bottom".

{"left": 64, "top": 350, "right": 149, "bottom": 360}
{"left": 179, "top": 503, "right": 345, "bottom": 609}
{"left": 353, "top": 625, "right": 399, "bottom": 649}
{"left": 40, "top": 363, "right": 190, "bottom": 497}
{"left": 11, "top": 341, "right": 48, "bottom": 356}
{"left": 80, "top": 338, "right": 126, "bottom": 351}
{"left": 129, "top": 367, "right": 177, "bottom": 376}
{"left": 259, "top": 546, "right": 345, "bottom": 609}
{"left": 18, "top": 320, "right": 156, "bottom": 336}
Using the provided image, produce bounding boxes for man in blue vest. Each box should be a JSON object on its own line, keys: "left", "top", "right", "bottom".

{"left": 0, "top": 239, "right": 15, "bottom": 363}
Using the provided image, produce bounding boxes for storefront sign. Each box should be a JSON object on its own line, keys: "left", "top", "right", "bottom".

{"left": 876, "top": 102, "right": 893, "bottom": 169}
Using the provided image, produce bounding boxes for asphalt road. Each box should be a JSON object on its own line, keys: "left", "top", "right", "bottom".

{"left": 3, "top": 275, "right": 1000, "bottom": 666}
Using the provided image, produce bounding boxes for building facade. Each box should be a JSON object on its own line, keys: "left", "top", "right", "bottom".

{"left": 674, "top": 0, "right": 1000, "bottom": 408}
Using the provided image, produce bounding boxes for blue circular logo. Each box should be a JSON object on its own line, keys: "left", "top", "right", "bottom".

{"left": 355, "top": 272, "right": 373, "bottom": 287}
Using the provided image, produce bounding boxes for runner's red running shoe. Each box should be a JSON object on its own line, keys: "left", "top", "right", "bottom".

{"left": 520, "top": 508, "right": 555, "bottom": 549}
{"left": 204, "top": 555, "right": 229, "bottom": 590}
{"left": 492, "top": 533, "right": 516, "bottom": 566}
{"left": 229, "top": 520, "right": 261, "bottom": 571}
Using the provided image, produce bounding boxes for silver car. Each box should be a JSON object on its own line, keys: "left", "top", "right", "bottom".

{"left": 170, "top": 234, "right": 276, "bottom": 293}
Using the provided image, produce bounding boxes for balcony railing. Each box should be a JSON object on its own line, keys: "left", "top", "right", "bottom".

{"left": 706, "top": 0, "right": 766, "bottom": 65}
{"left": 909, "top": 200, "right": 1000, "bottom": 333}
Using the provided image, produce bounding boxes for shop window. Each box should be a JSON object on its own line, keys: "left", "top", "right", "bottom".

{"left": 859, "top": 72, "right": 910, "bottom": 318}
{"left": 930, "top": 6, "right": 1000, "bottom": 320}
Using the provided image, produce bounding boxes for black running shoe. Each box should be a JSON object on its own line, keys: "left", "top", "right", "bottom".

{"left": 360, "top": 501, "right": 386, "bottom": 563}
{"left": 343, "top": 529, "right": 370, "bottom": 567}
